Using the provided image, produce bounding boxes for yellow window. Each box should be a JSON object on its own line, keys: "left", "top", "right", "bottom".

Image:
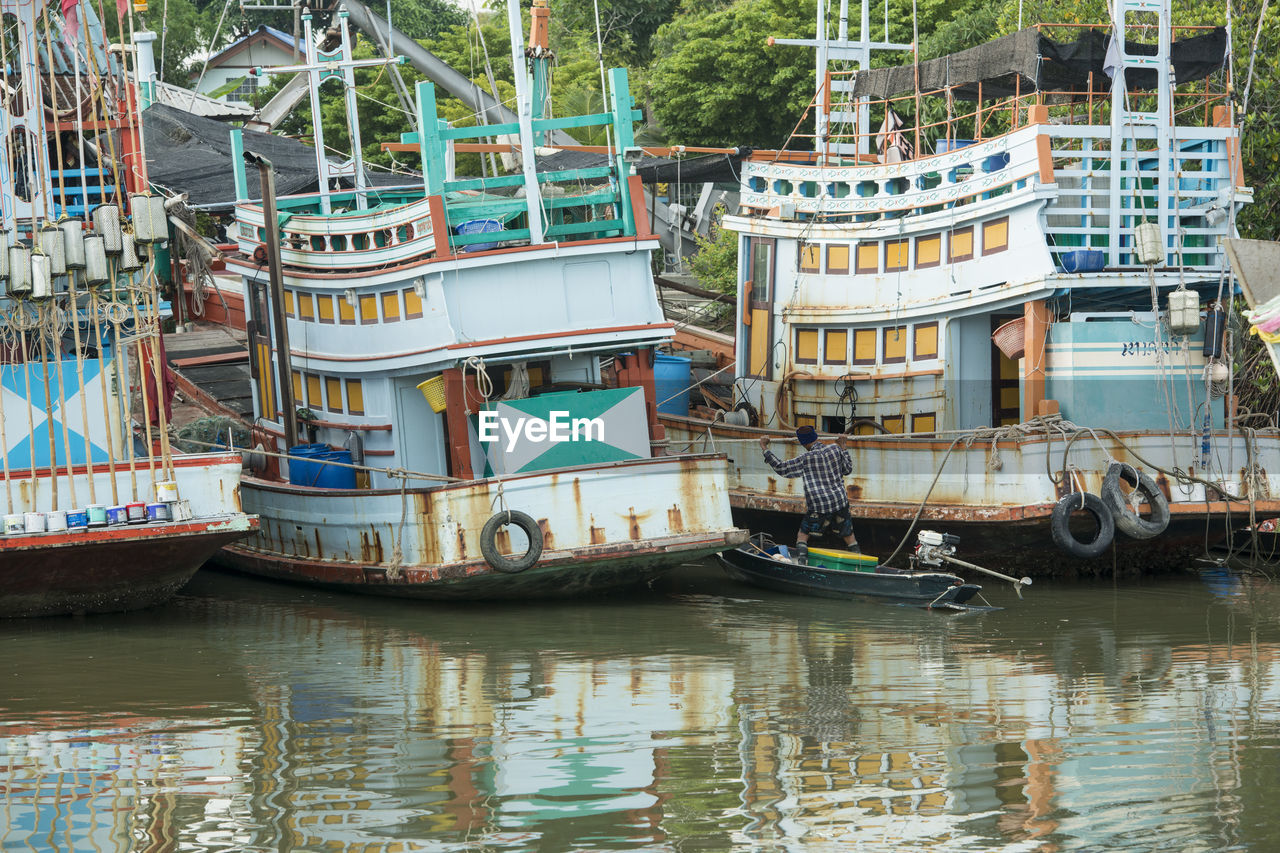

{"left": 795, "top": 328, "right": 819, "bottom": 363}
{"left": 359, "top": 294, "right": 378, "bottom": 324}
{"left": 338, "top": 298, "right": 356, "bottom": 325}
{"left": 306, "top": 373, "right": 322, "bottom": 407}
{"left": 884, "top": 326, "right": 907, "bottom": 363}
{"left": 949, "top": 226, "right": 974, "bottom": 262}
{"left": 853, "top": 329, "right": 876, "bottom": 364}
{"left": 345, "top": 379, "right": 364, "bottom": 415}
{"left": 826, "top": 244, "right": 850, "bottom": 274}
{"left": 795, "top": 414, "right": 817, "bottom": 429}
{"left": 915, "top": 235, "right": 941, "bottom": 268}
{"left": 297, "top": 292, "right": 314, "bottom": 321}
{"left": 325, "top": 376, "right": 343, "bottom": 412}
{"left": 799, "top": 242, "right": 821, "bottom": 273}
{"left": 824, "top": 329, "right": 848, "bottom": 364}
{"left": 282, "top": 289, "right": 295, "bottom": 317}
{"left": 882, "top": 415, "right": 905, "bottom": 434}
{"left": 983, "top": 217, "right": 1009, "bottom": 254}
{"left": 291, "top": 370, "right": 303, "bottom": 404}
{"left": 404, "top": 287, "right": 423, "bottom": 319}
{"left": 382, "top": 291, "right": 401, "bottom": 322}
{"left": 856, "top": 243, "right": 879, "bottom": 274}
{"left": 912, "top": 412, "right": 937, "bottom": 433}
{"left": 853, "top": 420, "right": 879, "bottom": 436}
{"left": 316, "top": 295, "right": 335, "bottom": 324}
{"left": 885, "top": 239, "right": 909, "bottom": 272}
{"left": 914, "top": 322, "right": 939, "bottom": 360}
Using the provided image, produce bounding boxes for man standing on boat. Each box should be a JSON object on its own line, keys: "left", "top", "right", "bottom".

{"left": 759, "top": 426, "right": 860, "bottom": 563}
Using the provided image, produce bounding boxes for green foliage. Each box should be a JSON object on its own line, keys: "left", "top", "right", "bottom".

{"left": 647, "top": 0, "right": 815, "bottom": 147}
{"left": 553, "top": 0, "right": 680, "bottom": 63}
{"left": 689, "top": 216, "right": 737, "bottom": 294}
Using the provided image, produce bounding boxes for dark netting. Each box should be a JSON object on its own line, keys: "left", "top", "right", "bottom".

{"left": 851, "top": 26, "right": 1227, "bottom": 101}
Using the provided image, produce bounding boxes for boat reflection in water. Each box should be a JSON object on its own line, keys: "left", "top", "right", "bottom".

{"left": 4, "top": 568, "right": 1280, "bottom": 849}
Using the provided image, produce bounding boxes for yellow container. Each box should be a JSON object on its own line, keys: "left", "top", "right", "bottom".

{"left": 418, "top": 375, "right": 447, "bottom": 413}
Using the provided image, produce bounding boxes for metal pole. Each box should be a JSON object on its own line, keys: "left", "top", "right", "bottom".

{"left": 940, "top": 553, "right": 1033, "bottom": 593}
{"left": 245, "top": 151, "right": 299, "bottom": 449}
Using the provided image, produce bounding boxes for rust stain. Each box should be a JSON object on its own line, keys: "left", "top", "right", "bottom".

{"left": 667, "top": 504, "right": 684, "bottom": 532}
{"left": 629, "top": 507, "right": 641, "bottom": 540}
{"left": 538, "top": 518, "right": 555, "bottom": 551}
{"left": 296, "top": 525, "right": 310, "bottom": 557}
{"left": 456, "top": 524, "right": 467, "bottom": 559}
{"left": 359, "top": 528, "right": 384, "bottom": 564}
{"left": 1155, "top": 473, "right": 1172, "bottom": 501}
{"left": 572, "top": 476, "right": 582, "bottom": 511}
{"left": 313, "top": 528, "right": 323, "bottom": 560}
{"left": 847, "top": 484, "right": 863, "bottom": 501}
{"left": 589, "top": 515, "right": 606, "bottom": 544}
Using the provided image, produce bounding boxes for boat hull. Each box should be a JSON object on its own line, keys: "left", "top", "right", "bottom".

{"left": 213, "top": 454, "right": 748, "bottom": 600}
{"left": 718, "top": 546, "right": 981, "bottom": 607}
{"left": 0, "top": 515, "right": 258, "bottom": 618}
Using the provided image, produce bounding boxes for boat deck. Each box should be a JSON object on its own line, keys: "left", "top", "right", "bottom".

{"left": 166, "top": 323, "right": 253, "bottom": 426}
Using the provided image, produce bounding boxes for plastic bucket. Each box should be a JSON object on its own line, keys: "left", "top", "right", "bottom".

{"left": 106, "top": 505, "right": 127, "bottom": 525}
{"left": 24, "top": 512, "right": 45, "bottom": 533}
{"left": 287, "top": 443, "right": 330, "bottom": 486}
{"left": 4, "top": 514, "right": 23, "bottom": 534}
{"left": 653, "top": 354, "right": 693, "bottom": 416}
{"left": 66, "top": 510, "right": 89, "bottom": 529}
{"left": 125, "top": 502, "right": 147, "bottom": 524}
{"left": 418, "top": 376, "right": 447, "bottom": 413}
{"left": 86, "top": 504, "right": 108, "bottom": 527}
{"left": 46, "top": 510, "right": 68, "bottom": 532}
{"left": 156, "top": 480, "right": 179, "bottom": 503}
{"left": 310, "top": 450, "right": 356, "bottom": 489}
{"left": 1061, "top": 249, "right": 1105, "bottom": 274}
{"left": 146, "top": 502, "right": 172, "bottom": 522}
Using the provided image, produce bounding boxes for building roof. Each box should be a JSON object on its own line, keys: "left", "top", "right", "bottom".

{"left": 203, "top": 25, "right": 301, "bottom": 71}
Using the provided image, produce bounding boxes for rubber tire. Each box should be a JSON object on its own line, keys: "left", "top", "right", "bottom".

{"left": 1050, "top": 492, "right": 1115, "bottom": 559}
{"left": 480, "top": 510, "right": 544, "bottom": 574}
{"left": 1101, "top": 462, "right": 1170, "bottom": 540}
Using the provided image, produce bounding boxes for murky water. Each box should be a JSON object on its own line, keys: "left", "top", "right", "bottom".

{"left": 3, "top": 559, "right": 1280, "bottom": 851}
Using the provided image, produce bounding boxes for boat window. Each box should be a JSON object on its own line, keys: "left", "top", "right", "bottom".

{"left": 912, "top": 412, "right": 937, "bottom": 434}
{"left": 346, "top": 379, "right": 364, "bottom": 416}
{"left": 291, "top": 370, "right": 303, "bottom": 404}
{"left": 332, "top": 234, "right": 347, "bottom": 251}
{"left": 748, "top": 239, "right": 773, "bottom": 305}
{"left": 949, "top": 226, "right": 975, "bottom": 262}
{"left": 748, "top": 176, "right": 767, "bottom": 193}
{"left": 374, "top": 229, "right": 390, "bottom": 248}
{"left": 381, "top": 292, "right": 401, "bottom": 322}
{"left": 856, "top": 180, "right": 878, "bottom": 198}
{"left": 826, "top": 244, "right": 849, "bottom": 274}
{"left": 915, "top": 235, "right": 941, "bottom": 269}
{"left": 914, "top": 322, "right": 939, "bottom": 360}
{"left": 885, "top": 239, "right": 909, "bottom": 272}
{"left": 827, "top": 182, "right": 851, "bottom": 198}
{"left": 338, "top": 297, "right": 356, "bottom": 325}
{"left": 824, "top": 330, "right": 848, "bottom": 364}
{"left": 881, "top": 415, "right": 905, "bottom": 434}
{"left": 795, "top": 413, "right": 817, "bottom": 430}
{"left": 325, "top": 377, "right": 343, "bottom": 412}
{"left": 359, "top": 294, "right": 378, "bottom": 325}
{"left": 800, "top": 180, "right": 819, "bottom": 198}
{"left": 282, "top": 289, "right": 295, "bottom": 317}
{"left": 799, "top": 242, "right": 821, "bottom": 273}
{"left": 316, "top": 295, "right": 335, "bottom": 324}
{"left": 305, "top": 373, "right": 323, "bottom": 407}
{"left": 883, "top": 326, "right": 907, "bottom": 363}
{"left": 855, "top": 243, "right": 878, "bottom": 274}
{"left": 404, "top": 287, "right": 424, "bottom": 319}
{"left": 853, "top": 329, "right": 876, "bottom": 365}
{"left": 297, "top": 292, "right": 315, "bottom": 322}
{"left": 982, "top": 153, "right": 1010, "bottom": 173}
{"left": 311, "top": 235, "right": 326, "bottom": 251}
{"left": 795, "top": 328, "right": 819, "bottom": 364}
{"left": 396, "top": 224, "right": 412, "bottom": 243}
{"left": 982, "top": 217, "right": 1009, "bottom": 255}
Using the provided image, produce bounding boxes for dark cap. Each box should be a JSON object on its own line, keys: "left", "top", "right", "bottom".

{"left": 795, "top": 425, "right": 818, "bottom": 445}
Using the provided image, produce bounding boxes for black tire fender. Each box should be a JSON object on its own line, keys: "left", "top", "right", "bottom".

{"left": 1101, "top": 462, "right": 1170, "bottom": 540}
{"left": 479, "top": 510, "right": 544, "bottom": 573}
{"left": 1050, "top": 492, "right": 1115, "bottom": 559}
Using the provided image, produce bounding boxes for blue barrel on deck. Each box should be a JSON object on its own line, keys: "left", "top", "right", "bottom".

{"left": 454, "top": 218, "right": 503, "bottom": 252}
{"left": 654, "top": 354, "right": 692, "bottom": 416}
{"left": 287, "top": 443, "right": 330, "bottom": 486}
{"left": 311, "top": 450, "right": 357, "bottom": 489}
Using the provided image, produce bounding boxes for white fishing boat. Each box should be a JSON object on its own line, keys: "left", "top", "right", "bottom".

{"left": 210, "top": 1, "right": 745, "bottom": 598}
{"left": 660, "top": 0, "right": 1278, "bottom": 574}
{"left": 0, "top": 0, "right": 255, "bottom": 616}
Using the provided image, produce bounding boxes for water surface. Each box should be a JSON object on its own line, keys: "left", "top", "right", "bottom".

{"left": 3, "top": 560, "right": 1279, "bottom": 851}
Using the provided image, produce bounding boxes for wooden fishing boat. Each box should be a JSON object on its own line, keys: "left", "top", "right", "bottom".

{"left": 0, "top": 0, "right": 256, "bottom": 616}
{"left": 718, "top": 536, "right": 994, "bottom": 611}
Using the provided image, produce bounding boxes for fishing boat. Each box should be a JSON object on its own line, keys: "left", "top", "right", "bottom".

{"left": 0, "top": 1, "right": 256, "bottom": 616}
{"left": 719, "top": 530, "right": 1020, "bottom": 610}
{"left": 207, "top": 1, "right": 745, "bottom": 599}
{"left": 661, "top": 0, "right": 1280, "bottom": 575}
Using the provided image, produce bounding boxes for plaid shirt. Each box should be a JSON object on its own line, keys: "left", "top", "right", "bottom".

{"left": 763, "top": 441, "right": 853, "bottom": 514}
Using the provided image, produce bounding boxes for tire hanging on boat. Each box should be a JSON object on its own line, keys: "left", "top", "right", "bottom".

{"left": 1100, "top": 462, "right": 1170, "bottom": 540}
{"left": 1050, "top": 492, "right": 1115, "bottom": 559}
{"left": 480, "top": 510, "right": 544, "bottom": 573}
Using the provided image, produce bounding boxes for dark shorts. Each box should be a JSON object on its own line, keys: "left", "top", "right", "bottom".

{"left": 799, "top": 504, "right": 854, "bottom": 538}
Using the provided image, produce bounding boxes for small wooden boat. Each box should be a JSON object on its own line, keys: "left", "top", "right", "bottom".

{"left": 717, "top": 536, "right": 997, "bottom": 611}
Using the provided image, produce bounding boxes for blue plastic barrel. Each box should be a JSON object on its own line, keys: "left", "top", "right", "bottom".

{"left": 311, "top": 450, "right": 357, "bottom": 489}
{"left": 653, "top": 354, "right": 693, "bottom": 416}
{"left": 287, "top": 443, "right": 329, "bottom": 486}
{"left": 454, "top": 218, "right": 503, "bottom": 252}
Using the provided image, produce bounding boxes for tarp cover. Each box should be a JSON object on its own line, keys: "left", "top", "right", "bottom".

{"left": 851, "top": 27, "right": 1227, "bottom": 101}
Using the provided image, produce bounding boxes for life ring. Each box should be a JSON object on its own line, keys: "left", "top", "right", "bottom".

{"left": 480, "top": 510, "right": 544, "bottom": 573}
{"left": 1050, "top": 492, "right": 1115, "bottom": 559}
{"left": 1101, "top": 462, "right": 1170, "bottom": 540}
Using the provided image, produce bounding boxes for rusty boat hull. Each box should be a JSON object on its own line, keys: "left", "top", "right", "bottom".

{"left": 211, "top": 454, "right": 747, "bottom": 600}
{"left": 663, "top": 416, "right": 1280, "bottom": 577}
{"left": 0, "top": 514, "right": 259, "bottom": 618}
